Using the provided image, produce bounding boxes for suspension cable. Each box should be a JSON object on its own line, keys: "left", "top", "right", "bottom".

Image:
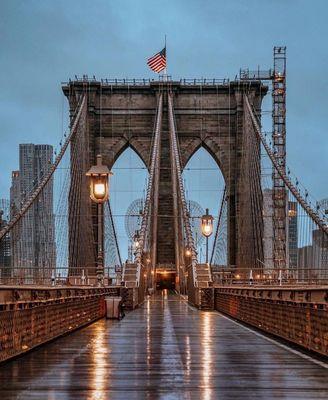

{"left": 107, "top": 199, "right": 122, "bottom": 268}
{"left": 210, "top": 186, "right": 226, "bottom": 265}
{"left": 134, "top": 94, "right": 163, "bottom": 280}
{"left": 0, "top": 94, "right": 87, "bottom": 241}
{"left": 167, "top": 92, "right": 198, "bottom": 278}
{"left": 245, "top": 95, "right": 328, "bottom": 235}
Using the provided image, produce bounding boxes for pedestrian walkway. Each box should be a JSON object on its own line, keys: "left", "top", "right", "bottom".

{"left": 0, "top": 290, "right": 327, "bottom": 399}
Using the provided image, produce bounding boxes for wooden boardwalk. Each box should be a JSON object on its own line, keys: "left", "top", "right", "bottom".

{"left": 0, "top": 291, "right": 328, "bottom": 399}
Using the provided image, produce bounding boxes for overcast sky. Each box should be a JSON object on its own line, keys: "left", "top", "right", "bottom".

{"left": 1, "top": 0, "right": 328, "bottom": 260}
{"left": 1, "top": 0, "right": 327, "bottom": 200}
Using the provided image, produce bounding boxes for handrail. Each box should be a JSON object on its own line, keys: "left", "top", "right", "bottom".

{"left": 63, "top": 77, "right": 231, "bottom": 86}
{"left": 0, "top": 94, "right": 87, "bottom": 241}
{"left": 179, "top": 78, "right": 230, "bottom": 85}
{"left": 245, "top": 95, "right": 328, "bottom": 235}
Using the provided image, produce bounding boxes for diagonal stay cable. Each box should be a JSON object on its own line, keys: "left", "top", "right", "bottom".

{"left": 0, "top": 94, "right": 87, "bottom": 241}
{"left": 167, "top": 92, "right": 199, "bottom": 280}
{"left": 134, "top": 94, "right": 163, "bottom": 281}
{"left": 210, "top": 186, "right": 226, "bottom": 265}
{"left": 245, "top": 95, "right": 328, "bottom": 236}
{"left": 107, "top": 199, "right": 122, "bottom": 268}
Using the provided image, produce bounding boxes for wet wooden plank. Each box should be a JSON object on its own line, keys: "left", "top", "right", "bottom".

{"left": 0, "top": 291, "right": 327, "bottom": 399}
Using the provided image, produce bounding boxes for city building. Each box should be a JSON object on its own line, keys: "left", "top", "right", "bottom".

{"left": 312, "top": 228, "right": 328, "bottom": 279}
{"left": 263, "top": 194, "right": 298, "bottom": 275}
{"left": 0, "top": 199, "right": 11, "bottom": 278}
{"left": 263, "top": 188, "right": 274, "bottom": 270}
{"left": 288, "top": 201, "right": 298, "bottom": 274}
{"left": 297, "top": 229, "right": 328, "bottom": 282}
{"left": 10, "top": 171, "right": 21, "bottom": 273}
{"left": 313, "top": 198, "right": 328, "bottom": 279}
{"left": 10, "top": 171, "right": 20, "bottom": 215}
{"left": 298, "top": 245, "right": 313, "bottom": 281}
{"left": 317, "top": 198, "right": 328, "bottom": 215}
{"left": 10, "top": 144, "right": 56, "bottom": 280}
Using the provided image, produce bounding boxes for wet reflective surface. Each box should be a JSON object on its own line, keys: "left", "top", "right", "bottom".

{"left": 0, "top": 291, "right": 328, "bottom": 399}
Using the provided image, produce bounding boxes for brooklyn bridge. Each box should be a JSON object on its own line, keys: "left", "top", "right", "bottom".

{"left": 0, "top": 47, "right": 328, "bottom": 398}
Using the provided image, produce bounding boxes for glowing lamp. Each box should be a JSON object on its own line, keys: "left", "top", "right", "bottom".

{"left": 86, "top": 154, "right": 112, "bottom": 203}
{"left": 94, "top": 183, "right": 106, "bottom": 197}
{"left": 201, "top": 208, "right": 214, "bottom": 237}
{"left": 133, "top": 230, "right": 140, "bottom": 250}
{"left": 185, "top": 248, "right": 192, "bottom": 257}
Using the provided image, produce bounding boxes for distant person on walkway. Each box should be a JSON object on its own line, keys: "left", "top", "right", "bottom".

{"left": 118, "top": 299, "right": 125, "bottom": 320}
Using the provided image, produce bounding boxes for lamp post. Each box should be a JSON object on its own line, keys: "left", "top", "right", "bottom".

{"left": 201, "top": 208, "right": 214, "bottom": 264}
{"left": 86, "top": 154, "right": 112, "bottom": 286}
{"left": 145, "top": 256, "right": 151, "bottom": 294}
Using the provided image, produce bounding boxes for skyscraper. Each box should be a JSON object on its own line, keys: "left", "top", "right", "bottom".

{"left": 296, "top": 198, "right": 328, "bottom": 281}
{"left": 298, "top": 245, "right": 313, "bottom": 281}
{"left": 0, "top": 199, "right": 11, "bottom": 279}
{"left": 263, "top": 192, "right": 299, "bottom": 275}
{"left": 312, "top": 228, "right": 328, "bottom": 279}
{"left": 263, "top": 189, "right": 274, "bottom": 270}
{"left": 288, "top": 201, "right": 298, "bottom": 275}
{"left": 10, "top": 144, "right": 56, "bottom": 280}
{"left": 313, "top": 198, "right": 328, "bottom": 279}
{"left": 317, "top": 198, "right": 328, "bottom": 215}
{"left": 10, "top": 171, "right": 20, "bottom": 214}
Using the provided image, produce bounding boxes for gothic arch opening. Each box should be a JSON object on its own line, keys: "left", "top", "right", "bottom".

{"left": 183, "top": 146, "right": 226, "bottom": 264}
{"left": 109, "top": 147, "right": 149, "bottom": 267}
{"left": 108, "top": 141, "right": 150, "bottom": 172}
{"left": 183, "top": 141, "right": 227, "bottom": 183}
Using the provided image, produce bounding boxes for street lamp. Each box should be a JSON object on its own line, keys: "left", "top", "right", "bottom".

{"left": 86, "top": 154, "right": 112, "bottom": 285}
{"left": 86, "top": 155, "right": 112, "bottom": 203}
{"left": 133, "top": 230, "right": 140, "bottom": 250}
{"left": 201, "top": 208, "right": 214, "bottom": 264}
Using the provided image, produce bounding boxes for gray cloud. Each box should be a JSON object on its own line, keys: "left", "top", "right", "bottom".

{"left": 0, "top": 0, "right": 327, "bottom": 201}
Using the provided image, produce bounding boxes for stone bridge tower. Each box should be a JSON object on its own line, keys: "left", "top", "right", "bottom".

{"left": 63, "top": 79, "right": 267, "bottom": 276}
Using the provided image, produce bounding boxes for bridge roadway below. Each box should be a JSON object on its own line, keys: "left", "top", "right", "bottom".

{"left": 0, "top": 291, "right": 327, "bottom": 399}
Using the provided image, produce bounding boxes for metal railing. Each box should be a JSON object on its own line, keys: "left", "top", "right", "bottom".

{"left": 63, "top": 76, "right": 231, "bottom": 86}
{"left": 179, "top": 78, "right": 230, "bottom": 85}
{"left": 239, "top": 68, "right": 272, "bottom": 81}
{"left": 0, "top": 266, "right": 120, "bottom": 287}
{"left": 212, "top": 266, "right": 328, "bottom": 286}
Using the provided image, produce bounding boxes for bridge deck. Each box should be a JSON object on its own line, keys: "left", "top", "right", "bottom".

{"left": 0, "top": 291, "right": 327, "bottom": 399}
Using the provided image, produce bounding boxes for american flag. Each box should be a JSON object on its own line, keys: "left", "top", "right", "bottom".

{"left": 147, "top": 47, "right": 166, "bottom": 73}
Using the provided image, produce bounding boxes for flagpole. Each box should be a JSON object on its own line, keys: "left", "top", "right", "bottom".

{"left": 164, "top": 34, "right": 167, "bottom": 82}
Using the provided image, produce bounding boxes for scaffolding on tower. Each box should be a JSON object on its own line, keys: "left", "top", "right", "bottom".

{"left": 272, "top": 46, "right": 287, "bottom": 270}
